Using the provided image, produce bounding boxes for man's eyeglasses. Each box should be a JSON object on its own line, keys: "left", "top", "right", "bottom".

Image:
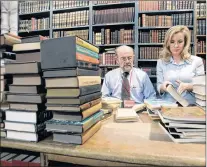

{"left": 120, "top": 56, "right": 133, "bottom": 62}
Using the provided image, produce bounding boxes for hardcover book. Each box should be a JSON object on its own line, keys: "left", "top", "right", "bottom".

{"left": 53, "top": 121, "right": 101, "bottom": 144}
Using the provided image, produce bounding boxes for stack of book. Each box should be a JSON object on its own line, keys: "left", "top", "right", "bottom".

{"left": 192, "top": 75, "right": 206, "bottom": 111}
{"left": 144, "top": 99, "right": 178, "bottom": 120}
{"left": 41, "top": 36, "right": 103, "bottom": 144}
{"left": 158, "top": 106, "right": 205, "bottom": 143}
{"left": 13, "top": 35, "right": 47, "bottom": 63}
{"left": 4, "top": 36, "right": 52, "bottom": 142}
{"left": 0, "top": 33, "right": 21, "bottom": 138}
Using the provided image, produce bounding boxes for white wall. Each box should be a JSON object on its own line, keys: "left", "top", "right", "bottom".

{"left": 1, "top": 1, "right": 18, "bottom": 35}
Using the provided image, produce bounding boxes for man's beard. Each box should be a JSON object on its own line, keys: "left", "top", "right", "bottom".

{"left": 123, "top": 64, "right": 132, "bottom": 72}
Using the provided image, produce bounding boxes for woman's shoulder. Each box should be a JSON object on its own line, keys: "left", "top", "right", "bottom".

{"left": 189, "top": 55, "right": 203, "bottom": 64}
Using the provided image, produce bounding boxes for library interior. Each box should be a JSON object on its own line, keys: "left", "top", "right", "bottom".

{"left": 0, "top": 1, "right": 206, "bottom": 166}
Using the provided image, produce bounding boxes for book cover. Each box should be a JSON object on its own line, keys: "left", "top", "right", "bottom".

{"left": 160, "top": 106, "right": 206, "bottom": 122}
{"left": 166, "top": 84, "right": 189, "bottom": 107}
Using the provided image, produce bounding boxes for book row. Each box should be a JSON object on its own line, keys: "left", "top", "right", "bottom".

{"left": 53, "top": 1, "right": 89, "bottom": 9}
{"left": 93, "top": 1, "right": 132, "bottom": 5}
{"left": 19, "top": 1, "right": 50, "bottom": 14}
{"left": 93, "top": 7, "right": 134, "bottom": 24}
{"left": 196, "top": 2, "right": 206, "bottom": 17}
{"left": 53, "top": 30, "right": 89, "bottom": 41}
{"left": 139, "top": 46, "right": 194, "bottom": 60}
{"left": 99, "top": 52, "right": 117, "bottom": 66}
{"left": 52, "top": 11, "right": 89, "bottom": 28}
{"left": 197, "top": 20, "right": 206, "bottom": 35}
{"left": 138, "top": 1, "right": 194, "bottom": 11}
{"left": 138, "top": 29, "right": 194, "bottom": 43}
{"left": 19, "top": 18, "right": 49, "bottom": 32}
{"left": 197, "top": 40, "right": 206, "bottom": 54}
{"left": 139, "top": 13, "right": 193, "bottom": 27}
{"left": 93, "top": 28, "right": 134, "bottom": 45}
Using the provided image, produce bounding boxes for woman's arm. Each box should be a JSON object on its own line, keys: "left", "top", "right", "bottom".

{"left": 156, "top": 59, "right": 172, "bottom": 94}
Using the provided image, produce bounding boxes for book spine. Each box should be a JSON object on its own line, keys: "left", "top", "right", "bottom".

{"left": 76, "top": 52, "right": 99, "bottom": 64}
{"left": 76, "top": 37, "right": 99, "bottom": 53}
{"left": 76, "top": 45, "right": 99, "bottom": 59}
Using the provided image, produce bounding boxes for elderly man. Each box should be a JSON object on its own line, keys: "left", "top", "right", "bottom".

{"left": 101, "top": 45, "right": 156, "bottom": 104}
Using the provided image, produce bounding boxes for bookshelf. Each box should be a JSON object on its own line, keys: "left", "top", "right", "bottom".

{"left": 17, "top": 1, "right": 204, "bottom": 83}
{"left": 194, "top": 0, "right": 206, "bottom": 71}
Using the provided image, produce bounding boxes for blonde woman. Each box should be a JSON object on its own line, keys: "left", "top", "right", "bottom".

{"left": 157, "top": 25, "right": 204, "bottom": 105}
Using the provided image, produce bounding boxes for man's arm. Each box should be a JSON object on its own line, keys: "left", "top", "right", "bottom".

{"left": 101, "top": 75, "right": 111, "bottom": 97}
{"left": 143, "top": 73, "right": 156, "bottom": 99}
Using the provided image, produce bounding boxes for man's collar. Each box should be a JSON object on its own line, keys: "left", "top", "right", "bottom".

{"left": 120, "top": 68, "right": 133, "bottom": 74}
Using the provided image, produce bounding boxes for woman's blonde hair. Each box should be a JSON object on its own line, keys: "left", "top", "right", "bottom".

{"left": 159, "top": 25, "right": 191, "bottom": 62}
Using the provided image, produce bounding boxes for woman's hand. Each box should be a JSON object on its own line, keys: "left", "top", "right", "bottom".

{"left": 160, "top": 81, "right": 172, "bottom": 93}
{"left": 176, "top": 80, "right": 193, "bottom": 95}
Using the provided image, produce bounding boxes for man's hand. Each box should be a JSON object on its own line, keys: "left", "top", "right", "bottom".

{"left": 161, "top": 81, "right": 172, "bottom": 92}
{"left": 176, "top": 80, "right": 193, "bottom": 95}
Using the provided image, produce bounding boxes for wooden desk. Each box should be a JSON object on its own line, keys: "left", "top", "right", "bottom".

{"left": 1, "top": 113, "right": 205, "bottom": 166}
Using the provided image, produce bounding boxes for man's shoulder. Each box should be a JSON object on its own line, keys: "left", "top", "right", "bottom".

{"left": 133, "top": 67, "right": 148, "bottom": 77}
{"left": 105, "top": 68, "right": 120, "bottom": 77}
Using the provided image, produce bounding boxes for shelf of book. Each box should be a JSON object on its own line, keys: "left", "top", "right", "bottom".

{"left": 53, "top": 26, "right": 89, "bottom": 31}
{"left": 138, "top": 26, "right": 194, "bottom": 30}
{"left": 19, "top": 11, "right": 50, "bottom": 17}
{"left": 53, "top": 6, "right": 89, "bottom": 13}
{"left": 138, "top": 9, "right": 194, "bottom": 14}
{"left": 92, "top": 22, "right": 135, "bottom": 27}
{"left": 96, "top": 44, "right": 135, "bottom": 47}
{"left": 93, "top": 2, "right": 135, "bottom": 8}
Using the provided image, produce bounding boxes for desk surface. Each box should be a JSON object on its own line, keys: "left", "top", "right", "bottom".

{"left": 1, "top": 113, "right": 205, "bottom": 166}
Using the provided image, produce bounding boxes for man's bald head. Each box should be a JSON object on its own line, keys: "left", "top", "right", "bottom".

{"left": 115, "top": 45, "right": 134, "bottom": 72}
{"left": 115, "top": 45, "right": 134, "bottom": 56}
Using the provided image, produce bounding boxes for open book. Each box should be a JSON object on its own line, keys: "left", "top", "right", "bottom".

{"left": 166, "top": 84, "right": 189, "bottom": 107}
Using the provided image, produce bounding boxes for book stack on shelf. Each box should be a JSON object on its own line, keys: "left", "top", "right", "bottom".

{"left": 158, "top": 106, "right": 206, "bottom": 143}
{"left": 4, "top": 36, "right": 52, "bottom": 142}
{"left": 41, "top": 36, "right": 103, "bottom": 144}
{"left": 0, "top": 34, "right": 21, "bottom": 138}
{"left": 192, "top": 75, "right": 206, "bottom": 111}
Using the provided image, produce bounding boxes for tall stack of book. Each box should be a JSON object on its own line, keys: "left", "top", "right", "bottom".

{"left": 158, "top": 106, "right": 205, "bottom": 143}
{"left": 4, "top": 36, "right": 52, "bottom": 142}
{"left": 0, "top": 33, "right": 21, "bottom": 138}
{"left": 192, "top": 75, "right": 206, "bottom": 111}
{"left": 41, "top": 36, "right": 103, "bottom": 144}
